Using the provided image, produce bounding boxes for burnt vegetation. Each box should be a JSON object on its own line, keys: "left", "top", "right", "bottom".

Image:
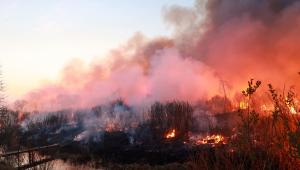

{"left": 1, "top": 77, "right": 300, "bottom": 169}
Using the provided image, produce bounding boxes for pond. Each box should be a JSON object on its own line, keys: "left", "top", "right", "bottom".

{"left": 51, "top": 160, "right": 104, "bottom": 170}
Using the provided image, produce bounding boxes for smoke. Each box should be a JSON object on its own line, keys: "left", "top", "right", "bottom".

{"left": 165, "top": 0, "right": 300, "bottom": 90}
{"left": 18, "top": 0, "right": 300, "bottom": 111}
{"left": 21, "top": 46, "right": 221, "bottom": 111}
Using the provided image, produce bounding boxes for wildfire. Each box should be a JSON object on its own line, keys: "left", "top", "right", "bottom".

{"left": 196, "top": 134, "right": 225, "bottom": 145}
{"left": 285, "top": 99, "right": 298, "bottom": 114}
{"left": 239, "top": 101, "right": 248, "bottom": 110}
{"left": 166, "top": 129, "right": 176, "bottom": 139}
{"left": 260, "top": 104, "right": 273, "bottom": 112}
{"left": 289, "top": 106, "right": 297, "bottom": 114}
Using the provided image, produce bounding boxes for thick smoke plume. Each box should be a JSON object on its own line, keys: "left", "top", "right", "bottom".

{"left": 19, "top": 0, "right": 300, "bottom": 111}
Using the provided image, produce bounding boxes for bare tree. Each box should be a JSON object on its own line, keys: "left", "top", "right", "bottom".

{"left": 0, "top": 66, "right": 19, "bottom": 151}
{"left": 0, "top": 65, "right": 9, "bottom": 134}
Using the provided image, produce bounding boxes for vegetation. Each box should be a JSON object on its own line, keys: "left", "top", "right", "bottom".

{"left": 1, "top": 76, "right": 300, "bottom": 169}
{"left": 190, "top": 79, "right": 300, "bottom": 170}
{"left": 149, "top": 101, "right": 193, "bottom": 143}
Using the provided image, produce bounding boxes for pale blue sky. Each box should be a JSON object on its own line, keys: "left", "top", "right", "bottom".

{"left": 0, "top": 0, "right": 194, "bottom": 99}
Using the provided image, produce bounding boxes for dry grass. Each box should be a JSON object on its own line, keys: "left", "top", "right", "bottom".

{"left": 149, "top": 101, "right": 193, "bottom": 143}
{"left": 190, "top": 79, "right": 300, "bottom": 170}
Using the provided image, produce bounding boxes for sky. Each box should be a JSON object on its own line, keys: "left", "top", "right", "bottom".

{"left": 0, "top": 0, "right": 194, "bottom": 101}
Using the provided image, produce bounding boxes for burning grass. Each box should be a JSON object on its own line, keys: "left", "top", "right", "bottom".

{"left": 195, "top": 134, "right": 226, "bottom": 145}
{"left": 148, "top": 101, "right": 193, "bottom": 144}
{"left": 1, "top": 79, "right": 300, "bottom": 169}
{"left": 165, "top": 129, "right": 176, "bottom": 139}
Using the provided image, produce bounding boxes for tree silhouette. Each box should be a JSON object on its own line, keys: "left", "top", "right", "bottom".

{"left": 0, "top": 65, "right": 8, "bottom": 133}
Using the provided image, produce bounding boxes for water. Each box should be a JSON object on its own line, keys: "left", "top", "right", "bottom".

{"left": 51, "top": 160, "right": 104, "bottom": 170}
{"left": 0, "top": 149, "right": 104, "bottom": 170}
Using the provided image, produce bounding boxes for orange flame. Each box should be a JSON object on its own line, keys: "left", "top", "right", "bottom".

{"left": 196, "top": 134, "right": 225, "bottom": 145}
{"left": 166, "top": 129, "right": 176, "bottom": 139}
{"left": 289, "top": 106, "right": 297, "bottom": 114}
{"left": 239, "top": 101, "right": 248, "bottom": 110}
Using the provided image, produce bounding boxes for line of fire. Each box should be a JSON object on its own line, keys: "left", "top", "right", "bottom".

{"left": 1, "top": 78, "right": 300, "bottom": 169}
